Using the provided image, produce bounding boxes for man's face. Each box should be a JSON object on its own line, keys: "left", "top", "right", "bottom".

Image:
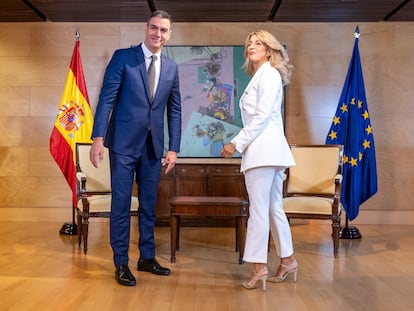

{"left": 144, "top": 16, "right": 172, "bottom": 54}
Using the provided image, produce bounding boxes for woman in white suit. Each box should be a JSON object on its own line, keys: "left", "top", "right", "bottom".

{"left": 221, "top": 30, "right": 297, "bottom": 291}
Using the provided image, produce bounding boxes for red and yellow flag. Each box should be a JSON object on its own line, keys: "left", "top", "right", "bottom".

{"left": 50, "top": 39, "right": 93, "bottom": 207}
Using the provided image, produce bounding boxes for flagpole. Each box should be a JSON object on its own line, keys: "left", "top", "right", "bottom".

{"left": 59, "top": 28, "right": 81, "bottom": 235}
{"left": 326, "top": 24, "right": 377, "bottom": 240}
{"left": 339, "top": 25, "right": 363, "bottom": 240}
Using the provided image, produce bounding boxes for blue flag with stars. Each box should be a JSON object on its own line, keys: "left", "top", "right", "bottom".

{"left": 325, "top": 27, "right": 377, "bottom": 221}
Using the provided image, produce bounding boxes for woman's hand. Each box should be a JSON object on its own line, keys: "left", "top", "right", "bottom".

{"left": 221, "top": 143, "right": 236, "bottom": 158}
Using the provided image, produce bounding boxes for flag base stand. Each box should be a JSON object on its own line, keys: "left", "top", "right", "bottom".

{"left": 59, "top": 222, "right": 78, "bottom": 235}
{"left": 59, "top": 205, "right": 78, "bottom": 235}
{"left": 339, "top": 226, "right": 361, "bottom": 239}
{"left": 339, "top": 217, "right": 361, "bottom": 239}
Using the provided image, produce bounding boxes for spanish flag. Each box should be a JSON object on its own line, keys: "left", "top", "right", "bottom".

{"left": 50, "top": 37, "right": 93, "bottom": 207}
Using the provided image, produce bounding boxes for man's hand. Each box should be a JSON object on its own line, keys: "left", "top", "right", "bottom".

{"left": 162, "top": 151, "right": 177, "bottom": 174}
{"left": 90, "top": 137, "right": 105, "bottom": 168}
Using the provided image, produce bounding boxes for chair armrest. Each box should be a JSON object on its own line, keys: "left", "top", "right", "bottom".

{"left": 334, "top": 174, "right": 343, "bottom": 184}
{"left": 76, "top": 172, "right": 87, "bottom": 193}
{"left": 334, "top": 174, "right": 343, "bottom": 201}
{"left": 76, "top": 172, "right": 86, "bottom": 181}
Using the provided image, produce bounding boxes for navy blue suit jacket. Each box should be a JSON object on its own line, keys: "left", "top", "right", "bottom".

{"left": 92, "top": 44, "right": 181, "bottom": 158}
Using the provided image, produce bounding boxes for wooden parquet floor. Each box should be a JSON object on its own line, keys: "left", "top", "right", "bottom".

{"left": 1, "top": 210, "right": 414, "bottom": 311}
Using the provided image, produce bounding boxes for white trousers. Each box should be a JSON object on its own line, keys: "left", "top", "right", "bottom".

{"left": 242, "top": 166, "right": 294, "bottom": 263}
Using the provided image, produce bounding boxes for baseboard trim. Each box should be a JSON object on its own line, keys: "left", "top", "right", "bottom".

{"left": 0, "top": 207, "right": 71, "bottom": 222}
{"left": 292, "top": 210, "right": 414, "bottom": 225}
{"left": 2, "top": 207, "right": 414, "bottom": 225}
{"left": 346, "top": 210, "right": 414, "bottom": 225}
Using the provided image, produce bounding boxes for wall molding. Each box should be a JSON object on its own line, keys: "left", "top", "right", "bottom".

{"left": 2, "top": 207, "right": 414, "bottom": 225}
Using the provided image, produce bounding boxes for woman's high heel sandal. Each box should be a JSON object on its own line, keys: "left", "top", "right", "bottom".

{"left": 242, "top": 266, "right": 268, "bottom": 291}
{"left": 268, "top": 259, "right": 298, "bottom": 283}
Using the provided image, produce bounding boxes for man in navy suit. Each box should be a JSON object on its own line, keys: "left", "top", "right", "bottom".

{"left": 90, "top": 10, "right": 181, "bottom": 286}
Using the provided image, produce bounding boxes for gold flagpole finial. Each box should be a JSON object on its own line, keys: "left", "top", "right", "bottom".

{"left": 354, "top": 25, "right": 360, "bottom": 39}
{"left": 75, "top": 27, "right": 80, "bottom": 41}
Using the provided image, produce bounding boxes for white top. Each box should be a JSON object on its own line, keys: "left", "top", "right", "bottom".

{"left": 231, "top": 61, "right": 295, "bottom": 172}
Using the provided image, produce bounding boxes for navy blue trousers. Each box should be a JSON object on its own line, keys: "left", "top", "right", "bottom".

{"left": 109, "top": 134, "right": 161, "bottom": 267}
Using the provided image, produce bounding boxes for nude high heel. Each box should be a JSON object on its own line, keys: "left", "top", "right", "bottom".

{"left": 242, "top": 266, "right": 268, "bottom": 291}
{"left": 268, "top": 259, "right": 298, "bottom": 283}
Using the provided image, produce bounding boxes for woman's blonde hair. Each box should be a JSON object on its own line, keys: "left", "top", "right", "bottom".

{"left": 243, "top": 29, "right": 293, "bottom": 86}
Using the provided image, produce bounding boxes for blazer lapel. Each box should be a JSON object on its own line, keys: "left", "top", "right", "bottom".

{"left": 134, "top": 44, "right": 152, "bottom": 103}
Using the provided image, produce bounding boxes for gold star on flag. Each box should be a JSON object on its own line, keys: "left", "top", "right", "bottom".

{"left": 340, "top": 103, "right": 348, "bottom": 113}
{"left": 363, "top": 139, "right": 371, "bottom": 149}
{"left": 350, "top": 157, "right": 358, "bottom": 167}
{"left": 362, "top": 110, "right": 369, "bottom": 120}
{"left": 350, "top": 98, "right": 356, "bottom": 105}
{"left": 328, "top": 130, "right": 337, "bottom": 140}
{"left": 358, "top": 100, "right": 363, "bottom": 109}
{"left": 343, "top": 155, "right": 349, "bottom": 164}
{"left": 365, "top": 124, "right": 372, "bottom": 135}
{"left": 333, "top": 116, "right": 340, "bottom": 125}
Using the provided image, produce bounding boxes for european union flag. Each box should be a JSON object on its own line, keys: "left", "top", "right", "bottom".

{"left": 325, "top": 26, "right": 377, "bottom": 221}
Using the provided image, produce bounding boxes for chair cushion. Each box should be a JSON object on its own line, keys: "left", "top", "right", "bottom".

{"left": 283, "top": 196, "right": 338, "bottom": 215}
{"left": 77, "top": 195, "right": 139, "bottom": 213}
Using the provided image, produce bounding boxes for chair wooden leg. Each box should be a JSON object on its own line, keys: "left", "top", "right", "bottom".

{"left": 170, "top": 215, "right": 178, "bottom": 263}
{"left": 176, "top": 215, "right": 180, "bottom": 251}
{"left": 77, "top": 212, "right": 82, "bottom": 247}
{"left": 332, "top": 216, "right": 341, "bottom": 258}
{"left": 237, "top": 216, "right": 246, "bottom": 264}
{"left": 82, "top": 217, "right": 89, "bottom": 254}
{"left": 235, "top": 218, "right": 239, "bottom": 252}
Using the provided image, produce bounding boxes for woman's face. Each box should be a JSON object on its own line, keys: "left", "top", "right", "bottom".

{"left": 246, "top": 34, "right": 269, "bottom": 69}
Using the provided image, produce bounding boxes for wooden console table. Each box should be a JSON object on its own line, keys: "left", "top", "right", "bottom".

{"left": 156, "top": 161, "right": 248, "bottom": 227}
{"left": 169, "top": 196, "right": 249, "bottom": 264}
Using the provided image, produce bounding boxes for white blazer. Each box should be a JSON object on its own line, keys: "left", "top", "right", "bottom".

{"left": 231, "top": 61, "right": 295, "bottom": 173}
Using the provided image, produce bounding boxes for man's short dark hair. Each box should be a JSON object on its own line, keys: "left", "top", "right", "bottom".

{"left": 147, "top": 10, "right": 172, "bottom": 24}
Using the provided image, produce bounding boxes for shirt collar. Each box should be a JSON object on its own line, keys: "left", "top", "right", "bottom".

{"left": 141, "top": 43, "right": 161, "bottom": 59}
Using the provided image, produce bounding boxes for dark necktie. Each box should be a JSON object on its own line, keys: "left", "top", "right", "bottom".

{"left": 148, "top": 54, "right": 157, "bottom": 101}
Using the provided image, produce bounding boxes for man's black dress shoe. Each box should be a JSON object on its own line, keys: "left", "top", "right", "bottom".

{"left": 115, "top": 264, "right": 136, "bottom": 286}
{"left": 137, "top": 258, "right": 171, "bottom": 275}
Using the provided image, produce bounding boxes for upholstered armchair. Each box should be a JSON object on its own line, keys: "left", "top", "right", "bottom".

{"left": 75, "top": 142, "right": 139, "bottom": 254}
{"left": 283, "top": 144, "right": 343, "bottom": 257}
